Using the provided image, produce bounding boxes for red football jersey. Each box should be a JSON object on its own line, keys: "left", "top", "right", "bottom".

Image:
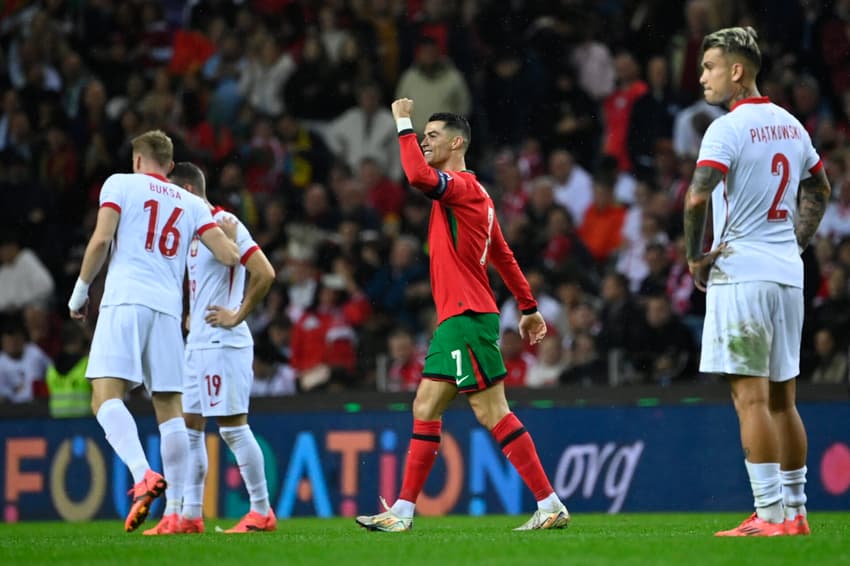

{"left": 398, "top": 132, "right": 537, "bottom": 324}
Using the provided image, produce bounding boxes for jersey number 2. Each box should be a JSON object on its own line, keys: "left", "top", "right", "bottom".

{"left": 144, "top": 200, "right": 184, "bottom": 257}
{"left": 767, "top": 153, "right": 790, "bottom": 222}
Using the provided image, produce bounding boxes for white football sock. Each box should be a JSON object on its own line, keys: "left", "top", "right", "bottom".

{"left": 160, "top": 417, "right": 189, "bottom": 516}
{"left": 391, "top": 499, "right": 415, "bottom": 518}
{"left": 96, "top": 399, "right": 149, "bottom": 484}
{"left": 537, "top": 492, "right": 563, "bottom": 513}
{"left": 745, "top": 460, "right": 783, "bottom": 523}
{"left": 220, "top": 425, "right": 270, "bottom": 515}
{"left": 182, "top": 428, "right": 207, "bottom": 520}
{"left": 781, "top": 466, "right": 807, "bottom": 519}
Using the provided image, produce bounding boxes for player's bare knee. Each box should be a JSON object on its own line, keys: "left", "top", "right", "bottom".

{"left": 412, "top": 394, "right": 440, "bottom": 421}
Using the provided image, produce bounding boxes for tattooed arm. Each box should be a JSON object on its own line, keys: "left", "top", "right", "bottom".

{"left": 795, "top": 168, "right": 831, "bottom": 252}
{"left": 684, "top": 165, "right": 725, "bottom": 291}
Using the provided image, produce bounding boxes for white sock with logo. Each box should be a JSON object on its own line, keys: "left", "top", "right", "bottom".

{"left": 182, "top": 428, "right": 207, "bottom": 520}
{"left": 781, "top": 466, "right": 807, "bottom": 520}
{"left": 96, "top": 399, "right": 149, "bottom": 484}
{"left": 160, "top": 417, "right": 189, "bottom": 516}
{"left": 745, "top": 460, "right": 784, "bottom": 523}
{"left": 220, "top": 425, "right": 270, "bottom": 515}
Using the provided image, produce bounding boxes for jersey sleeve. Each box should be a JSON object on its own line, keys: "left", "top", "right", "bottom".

{"left": 99, "top": 174, "right": 125, "bottom": 213}
{"left": 235, "top": 217, "right": 260, "bottom": 264}
{"left": 800, "top": 127, "right": 823, "bottom": 180}
{"left": 193, "top": 198, "right": 217, "bottom": 236}
{"left": 488, "top": 217, "right": 537, "bottom": 313}
{"left": 696, "top": 118, "right": 737, "bottom": 175}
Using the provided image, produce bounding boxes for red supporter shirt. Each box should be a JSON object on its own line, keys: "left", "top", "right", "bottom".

{"left": 397, "top": 131, "right": 537, "bottom": 324}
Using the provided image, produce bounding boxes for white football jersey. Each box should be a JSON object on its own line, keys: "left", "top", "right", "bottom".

{"left": 697, "top": 97, "right": 822, "bottom": 288}
{"left": 186, "top": 207, "right": 259, "bottom": 350}
{"left": 99, "top": 173, "right": 217, "bottom": 318}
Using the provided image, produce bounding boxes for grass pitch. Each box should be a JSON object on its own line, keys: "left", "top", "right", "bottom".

{"left": 1, "top": 513, "right": 848, "bottom": 566}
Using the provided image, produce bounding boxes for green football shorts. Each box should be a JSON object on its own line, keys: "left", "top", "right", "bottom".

{"left": 422, "top": 312, "right": 507, "bottom": 393}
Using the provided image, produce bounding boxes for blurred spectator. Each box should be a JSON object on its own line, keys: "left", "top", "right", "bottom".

{"left": 0, "top": 88, "right": 21, "bottom": 151}
{"left": 325, "top": 81, "right": 400, "bottom": 181}
{"left": 211, "top": 162, "right": 259, "bottom": 229}
{"left": 526, "top": 336, "right": 567, "bottom": 388}
{"left": 629, "top": 294, "right": 697, "bottom": 384}
{"left": 239, "top": 33, "right": 295, "bottom": 118}
{"left": 23, "top": 304, "right": 62, "bottom": 360}
{"left": 820, "top": 0, "right": 850, "bottom": 98}
{"left": 560, "top": 332, "right": 606, "bottom": 386}
{"left": 597, "top": 272, "right": 642, "bottom": 354}
{"left": 817, "top": 170, "right": 850, "bottom": 243}
{"left": 550, "top": 149, "right": 593, "bottom": 227}
{"left": 569, "top": 15, "right": 615, "bottom": 102}
{"left": 45, "top": 321, "right": 90, "bottom": 418}
{"left": 290, "top": 273, "right": 369, "bottom": 391}
{"left": 500, "top": 267, "right": 565, "bottom": 340}
{"left": 628, "top": 55, "right": 681, "bottom": 180}
{"left": 501, "top": 328, "right": 536, "bottom": 388}
{"left": 203, "top": 31, "right": 247, "bottom": 127}
{"left": 0, "top": 314, "right": 50, "bottom": 403}
{"left": 601, "top": 50, "right": 648, "bottom": 172}
{"left": 284, "top": 32, "right": 341, "bottom": 123}
{"left": 809, "top": 327, "right": 849, "bottom": 384}
{"left": 0, "top": 227, "right": 55, "bottom": 313}
{"left": 365, "top": 235, "right": 429, "bottom": 331}
{"left": 791, "top": 74, "right": 830, "bottom": 138}
{"left": 491, "top": 148, "right": 530, "bottom": 227}
{"left": 812, "top": 266, "right": 850, "bottom": 348}
{"left": 253, "top": 198, "right": 289, "bottom": 254}
{"left": 666, "top": 235, "right": 704, "bottom": 319}
{"left": 358, "top": 156, "right": 405, "bottom": 225}
{"left": 637, "top": 242, "right": 672, "bottom": 299}
{"left": 578, "top": 175, "right": 626, "bottom": 266}
{"left": 672, "top": 98, "right": 725, "bottom": 158}
{"left": 616, "top": 212, "right": 670, "bottom": 292}
{"left": 535, "top": 66, "right": 599, "bottom": 168}
{"left": 275, "top": 112, "right": 333, "bottom": 195}
{"left": 59, "top": 51, "right": 89, "bottom": 120}
{"left": 282, "top": 242, "right": 319, "bottom": 324}
{"left": 541, "top": 205, "right": 594, "bottom": 277}
{"left": 479, "top": 45, "right": 542, "bottom": 147}
{"left": 251, "top": 340, "right": 296, "bottom": 397}
{"left": 384, "top": 326, "right": 424, "bottom": 392}
{"left": 395, "top": 36, "right": 471, "bottom": 137}
{"left": 668, "top": 0, "right": 714, "bottom": 103}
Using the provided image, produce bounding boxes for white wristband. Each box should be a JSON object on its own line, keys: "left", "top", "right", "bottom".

{"left": 68, "top": 278, "right": 90, "bottom": 311}
{"left": 396, "top": 117, "right": 413, "bottom": 132}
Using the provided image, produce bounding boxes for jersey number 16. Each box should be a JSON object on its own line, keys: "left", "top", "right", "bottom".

{"left": 143, "top": 200, "right": 184, "bottom": 257}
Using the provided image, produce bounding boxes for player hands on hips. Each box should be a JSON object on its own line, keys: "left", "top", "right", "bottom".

{"left": 684, "top": 28, "right": 830, "bottom": 536}
{"left": 356, "top": 99, "right": 569, "bottom": 532}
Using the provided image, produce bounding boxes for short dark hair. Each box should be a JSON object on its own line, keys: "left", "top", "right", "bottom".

{"left": 428, "top": 112, "right": 471, "bottom": 150}
{"left": 702, "top": 26, "right": 761, "bottom": 73}
{"left": 169, "top": 162, "right": 206, "bottom": 198}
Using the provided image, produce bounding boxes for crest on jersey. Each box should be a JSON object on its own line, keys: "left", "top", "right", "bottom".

{"left": 190, "top": 235, "right": 199, "bottom": 257}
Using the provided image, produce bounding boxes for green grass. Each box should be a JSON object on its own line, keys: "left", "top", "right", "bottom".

{"left": 1, "top": 513, "right": 849, "bottom": 566}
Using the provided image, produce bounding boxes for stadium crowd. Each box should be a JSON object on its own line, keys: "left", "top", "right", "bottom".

{"left": 0, "top": 0, "right": 849, "bottom": 408}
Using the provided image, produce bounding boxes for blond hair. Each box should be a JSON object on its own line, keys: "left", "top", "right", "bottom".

{"left": 131, "top": 130, "right": 174, "bottom": 167}
{"left": 702, "top": 26, "right": 761, "bottom": 73}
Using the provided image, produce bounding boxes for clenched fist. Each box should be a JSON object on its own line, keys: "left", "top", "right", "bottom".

{"left": 391, "top": 98, "right": 414, "bottom": 121}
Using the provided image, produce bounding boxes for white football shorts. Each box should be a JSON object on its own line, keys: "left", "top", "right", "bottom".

{"left": 86, "top": 304, "right": 185, "bottom": 392}
{"left": 700, "top": 281, "right": 803, "bottom": 381}
{"left": 183, "top": 346, "right": 253, "bottom": 417}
